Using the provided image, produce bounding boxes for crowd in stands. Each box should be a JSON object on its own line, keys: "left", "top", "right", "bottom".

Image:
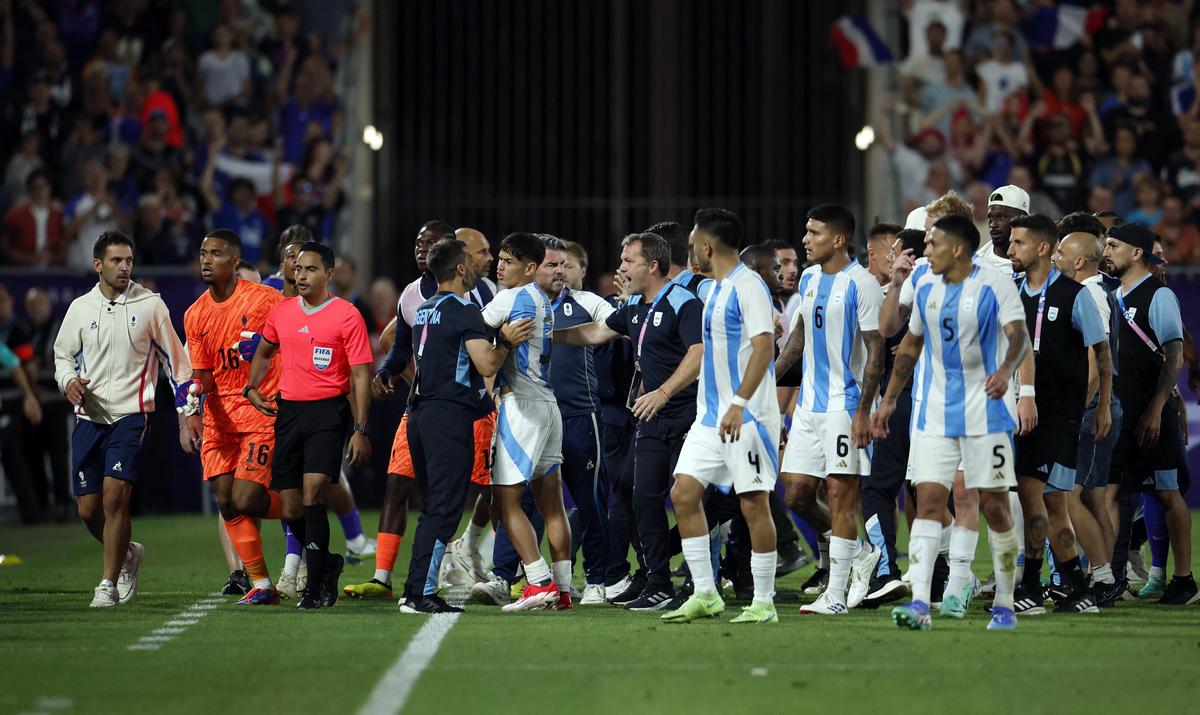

{"left": 886, "top": 0, "right": 1200, "bottom": 265}
{"left": 0, "top": 0, "right": 361, "bottom": 524}
{"left": 0, "top": 0, "right": 354, "bottom": 273}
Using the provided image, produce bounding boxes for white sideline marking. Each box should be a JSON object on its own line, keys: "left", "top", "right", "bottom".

{"left": 126, "top": 596, "right": 224, "bottom": 651}
{"left": 357, "top": 613, "right": 461, "bottom": 715}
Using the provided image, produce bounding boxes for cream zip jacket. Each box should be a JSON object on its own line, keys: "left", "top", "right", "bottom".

{"left": 53, "top": 281, "right": 192, "bottom": 425}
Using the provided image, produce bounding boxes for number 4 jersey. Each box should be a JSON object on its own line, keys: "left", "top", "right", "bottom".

{"left": 184, "top": 279, "right": 283, "bottom": 432}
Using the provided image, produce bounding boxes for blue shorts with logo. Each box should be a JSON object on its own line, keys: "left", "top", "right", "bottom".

{"left": 71, "top": 414, "right": 149, "bottom": 496}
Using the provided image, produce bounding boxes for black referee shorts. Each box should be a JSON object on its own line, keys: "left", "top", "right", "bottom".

{"left": 1015, "top": 413, "right": 1080, "bottom": 492}
{"left": 272, "top": 396, "right": 350, "bottom": 490}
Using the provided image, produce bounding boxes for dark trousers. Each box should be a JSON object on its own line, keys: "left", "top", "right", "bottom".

{"left": 403, "top": 404, "right": 474, "bottom": 598}
{"left": 606, "top": 419, "right": 644, "bottom": 578}
{"left": 24, "top": 397, "right": 71, "bottom": 515}
{"left": 0, "top": 397, "right": 43, "bottom": 524}
{"left": 862, "top": 391, "right": 911, "bottom": 579}
{"left": 559, "top": 412, "right": 611, "bottom": 585}
{"left": 634, "top": 415, "right": 691, "bottom": 588}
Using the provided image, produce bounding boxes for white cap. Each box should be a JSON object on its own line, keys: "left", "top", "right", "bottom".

{"left": 904, "top": 206, "right": 928, "bottom": 231}
{"left": 988, "top": 184, "right": 1030, "bottom": 214}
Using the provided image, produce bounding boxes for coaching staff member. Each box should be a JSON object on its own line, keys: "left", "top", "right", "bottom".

{"left": 399, "top": 239, "right": 533, "bottom": 613}
{"left": 244, "top": 241, "right": 374, "bottom": 609}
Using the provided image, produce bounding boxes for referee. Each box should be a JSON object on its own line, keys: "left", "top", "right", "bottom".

{"left": 399, "top": 239, "right": 532, "bottom": 613}
{"left": 245, "top": 241, "right": 374, "bottom": 610}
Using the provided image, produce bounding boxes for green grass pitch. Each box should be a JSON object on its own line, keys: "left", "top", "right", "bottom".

{"left": 2, "top": 512, "right": 1198, "bottom": 715}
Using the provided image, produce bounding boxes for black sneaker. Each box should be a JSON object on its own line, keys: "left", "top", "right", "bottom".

{"left": 222, "top": 569, "right": 251, "bottom": 596}
{"left": 1157, "top": 575, "right": 1200, "bottom": 605}
{"left": 1053, "top": 589, "right": 1099, "bottom": 614}
{"left": 296, "top": 594, "right": 321, "bottom": 610}
{"left": 800, "top": 567, "right": 829, "bottom": 595}
{"left": 1092, "top": 580, "right": 1121, "bottom": 609}
{"left": 662, "top": 580, "right": 694, "bottom": 611}
{"left": 610, "top": 572, "right": 648, "bottom": 606}
{"left": 1046, "top": 582, "right": 1071, "bottom": 608}
{"left": 1013, "top": 583, "right": 1046, "bottom": 615}
{"left": 400, "top": 594, "right": 465, "bottom": 614}
{"left": 624, "top": 585, "right": 674, "bottom": 611}
{"left": 776, "top": 541, "right": 811, "bottom": 577}
{"left": 861, "top": 574, "right": 909, "bottom": 608}
{"left": 319, "top": 553, "right": 345, "bottom": 608}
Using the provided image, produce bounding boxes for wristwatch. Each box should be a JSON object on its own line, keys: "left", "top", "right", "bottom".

{"left": 242, "top": 385, "right": 259, "bottom": 399}
{"left": 352, "top": 422, "right": 368, "bottom": 434}
{"left": 498, "top": 337, "right": 513, "bottom": 350}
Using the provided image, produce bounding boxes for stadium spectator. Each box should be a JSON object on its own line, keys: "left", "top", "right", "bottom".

{"left": 198, "top": 23, "right": 251, "bottom": 109}
{"left": 4, "top": 131, "right": 43, "bottom": 202}
{"left": 1089, "top": 125, "right": 1154, "bottom": 216}
{"left": 2, "top": 168, "right": 64, "bottom": 267}
{"left": 64, "top": 159, "right": 128, "bottom": 273}
{"left": 1155, "top": 194, "right": 1200, "bottom": 264}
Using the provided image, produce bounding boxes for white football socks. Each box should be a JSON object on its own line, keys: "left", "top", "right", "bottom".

{"left": 525, "top": 558, "right": 551, "bottom": 587}
{"left": 465, "top": 522, "right": 484, "bottom": 553}
{"left": 946, "top": 525, "right": 979, "bottom": 601}
{"left": 551, "top": 560, "right": 572, "bottom": 593}
{"left": 908, "top": 519, "right": 942, "bottom": 604}
{"left": 819, "top": 530, "right": 831, "bottom": 570}
{"left": 750, "top": 550, "right": 777, "bottom": 605}
{"left": 373, "top": 568, "right": 392, "bottom": 585}
{"left": 682, "top": 535, "right": 715, "bottom": 595}
{"left": 988, "top": 526, "right": 1019, "bottom": 610}
{"left": 827, "top": 536, "right": 857, "bottom": 604}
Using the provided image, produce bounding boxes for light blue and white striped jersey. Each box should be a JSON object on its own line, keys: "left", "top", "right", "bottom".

{"left": 908, "top": 264, "right": 1025, "bottom": 437}
{"left": 482, "top": 282, "right": 556, "bottom": 403}
{"left": 793, "top": 261, "right": 884, "bottom": 414}
{"left": 697, "top": 264, "right": 779, "bottom": 429}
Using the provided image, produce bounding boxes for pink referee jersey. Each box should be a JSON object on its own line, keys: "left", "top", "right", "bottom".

{"left": 262, "top": 295, "right": 373, "bottom": 401}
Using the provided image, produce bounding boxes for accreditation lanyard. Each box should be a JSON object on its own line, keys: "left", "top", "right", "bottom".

{"left": 1022, "top": 274, "right": 1050, "bottom": 354}
{"left": 635, "top": 283, "right": 672, "bottom": 371}
{"left": 1114, "top": 289, "right": 1160, "bottom": 354}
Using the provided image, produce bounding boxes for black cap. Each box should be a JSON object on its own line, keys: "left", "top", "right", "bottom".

{"left": 1108, "top": 223, "right": 1164, "bottom": 264}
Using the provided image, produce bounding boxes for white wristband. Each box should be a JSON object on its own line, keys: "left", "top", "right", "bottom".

{"left": 1019, "top": 385, "right": 1036, "bottom": 398}
{"left": 730, "top": 395, "right": 748, "bottom": 408}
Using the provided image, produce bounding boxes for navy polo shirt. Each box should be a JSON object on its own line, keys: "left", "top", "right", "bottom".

{"left": 410, "top": 291, "right": 490, "bottom": 412}
{"left": 605, "top": 281, "right": 702, "bottom": 421}
{"left": 549, "top": 288, "right": 616, "bottom": 417}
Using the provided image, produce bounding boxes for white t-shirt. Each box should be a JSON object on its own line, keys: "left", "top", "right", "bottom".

{"left": 65, "top": 193, "right": 120, "bottom": 272}
{"left": 199, "top": 51, "right": 250, "bottom": 106}
{"left": 907, "top": 0, "right": 965, "bottom": 56}
{"left": 976, "top": 60, "right": 1028, "bottom": 112}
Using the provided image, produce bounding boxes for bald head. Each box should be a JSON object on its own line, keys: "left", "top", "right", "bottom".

{"left": 740, "top": 244, "right": 782, "bottom": 296}
{"left": 1053, "top": 231, "right": 1103, "bottom": 281}
{"left": 456, "top": 227, "right": 493, "bottom": 282}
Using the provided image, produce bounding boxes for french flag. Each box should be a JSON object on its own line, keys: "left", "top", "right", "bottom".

{"left": 830, "top": 16, "right": 894, "bottom": 69}
{"left": 1030, "top": 4, "right": 1107, "bottom": 50}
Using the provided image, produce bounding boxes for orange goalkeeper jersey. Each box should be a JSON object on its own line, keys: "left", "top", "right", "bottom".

{"left": 184, "top": 279, "right": 283, "bottom": 432}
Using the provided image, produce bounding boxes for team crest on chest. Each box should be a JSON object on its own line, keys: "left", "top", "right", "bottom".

{"left": 563, "top": 303, "right": 573, "bottom": 317}
{"left": 1047, "top": 307, "right": 1059, "bottom": 321}
{"left": 653, "top": 311, "right": 662, "bottom": 326}
{"left": 313, "top": 346, "right": 333, "bottom": 370}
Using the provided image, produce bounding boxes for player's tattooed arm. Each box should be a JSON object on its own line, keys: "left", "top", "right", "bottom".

{"left": 1136, "top": 339, "right": 1184, "bottom": 447}
{"left": 1091, "top": 340, "right": 1113, "bottom": 442}
{"left": 871, "top": 330, "right": 922, "bottom": 439}
{"left": 857, "top": 330, "right": 885, "bottom": 410}
{"left": 853, "top": 330, "right": 885, "bottom": 447}
{"left": 774, "top": 314, "right": 805, "bottom": 376}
